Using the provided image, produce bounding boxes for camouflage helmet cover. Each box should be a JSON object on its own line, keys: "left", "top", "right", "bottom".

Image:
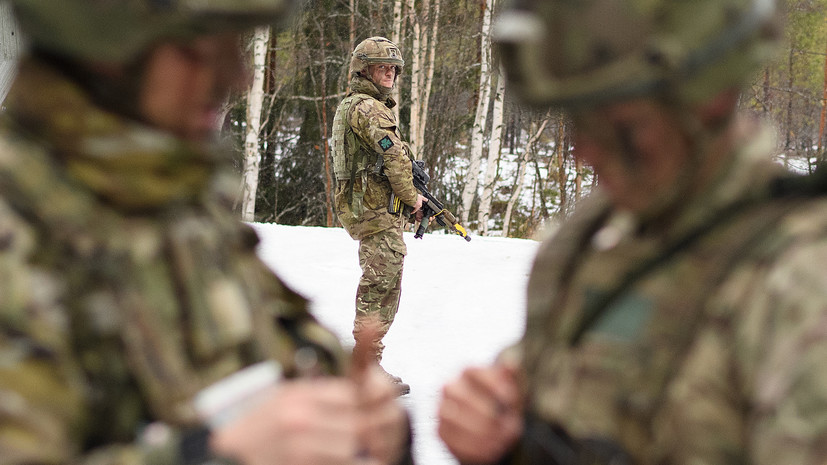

{"left": 10, "top": 0, "right": 296, "bottom": 64}
{"left": 349, "top": 36, "right": 405, "bottom": 77}
{"left": 493, "top": 0, "right": 781, "bottom": 109}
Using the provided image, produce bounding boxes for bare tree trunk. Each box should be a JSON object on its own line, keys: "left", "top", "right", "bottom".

{"left": 318, "top": 25, "right": 334, "bottom": 227}
{"left": 391, "top": 0, "right": 404, "bottom": 55}
{"left": 574, "top": 155, "right": 583, "bottom": 201}
{"left": 240, "top": 26, "right": 270, "bottom": 222}
{"left": 784, "top": 46, "right": 794, "bottom": 153}
{"left": 391, "top": 0, "right": 405, "bottom": 123}
{"left": 408, "top": 0, "right": 424, "bottom": 157}
{"left": 503, "top": 116, "right": 549, "bottom": 238}
{"left": 459, "top": 0, "right": 495, "bottom": 227}
{"left": 0, "top": 3, "right": 20, "bottom": 105}
{"left": 477, "top": 66, "right": 506, "bottom": 235}
{"left": 349, "top": 0, "right": 356, "bottom": 49}
{"left": 555, "top": 114, "right": 568, "bottom": 215}
{"left": 417, "top": 0, "right": 439, "bottom": 159}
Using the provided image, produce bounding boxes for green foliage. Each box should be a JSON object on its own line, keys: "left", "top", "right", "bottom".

{"left": 745, "top": 0, "right": 827, "bottom": 166}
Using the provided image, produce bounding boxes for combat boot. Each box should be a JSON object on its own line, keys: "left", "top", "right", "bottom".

{"left": 352, "top": 337, "right": 410, "bottom": 396}
{"left": 378, "top": 364, "right": 410, "bottom": 396}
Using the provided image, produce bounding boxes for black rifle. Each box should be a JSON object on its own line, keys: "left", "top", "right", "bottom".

{"left": 388, "top": 160, "right": 471, "bottom": 241}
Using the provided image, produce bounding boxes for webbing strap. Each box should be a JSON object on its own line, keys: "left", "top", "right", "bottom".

{"left": 568, "top": 198, "right": 789, "bottom": 345}
{"left": 346, "top": 147, "right": 358, "bottom": 207}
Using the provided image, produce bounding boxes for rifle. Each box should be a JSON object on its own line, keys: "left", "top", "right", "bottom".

{"left": 388, "top": 160, "right": 471, "bottom": 241}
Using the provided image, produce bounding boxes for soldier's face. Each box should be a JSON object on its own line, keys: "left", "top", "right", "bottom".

{"left": 369, "top": 64, "right": 397, "bottom": 88}
{"left": 571, "top": 99, "right": 692, "bottom": 213}
{"left": 139, "top": 32, "right": 248, "bottom": 143}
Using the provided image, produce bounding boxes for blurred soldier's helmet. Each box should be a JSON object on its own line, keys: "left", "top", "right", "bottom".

{"left": 10, "top": 0, "right": 296, "bottom": 64}
{"left": 349, "top": 37, "right": 405, "bottom": 78}
{"left": 493, "top": 0, "right": 781, "bottom": 109}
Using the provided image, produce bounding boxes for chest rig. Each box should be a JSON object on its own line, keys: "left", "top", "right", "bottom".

{"left": 521, "top": 191, "right": 798, "bottom": 462}
{"left": 331, "top": 93, "right": 384, "bottom": 215}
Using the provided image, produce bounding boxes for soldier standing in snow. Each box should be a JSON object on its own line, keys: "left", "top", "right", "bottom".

{"left": 331, "top": 37, "right": 426, "bottom": 395}
{"left": 438, "top": 0, "right": 827, "bottom": 463}
{"left": 0, "top": 2, "right": 413, "bottom": 465}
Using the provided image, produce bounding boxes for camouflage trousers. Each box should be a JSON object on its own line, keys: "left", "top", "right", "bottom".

{"left": 353, "top": 228, "right": 406, "bottom": 361}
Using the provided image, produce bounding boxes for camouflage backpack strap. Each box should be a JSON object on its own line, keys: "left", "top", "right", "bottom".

{"left": 331, "top": 92, "right": 377, "bottom": 215}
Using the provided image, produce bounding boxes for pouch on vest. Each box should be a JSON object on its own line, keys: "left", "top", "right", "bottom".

{"left": 331, "top": 93, "right": 382, "bottom": 217}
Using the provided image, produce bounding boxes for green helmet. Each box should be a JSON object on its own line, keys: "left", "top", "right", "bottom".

{"left": 349, "top": 36, "right": 404, "bottom": 78}
{"left": 10, "top": 0, "right": 296, "bottom": 64}
{"left": 493, "top": 0, "right": 781, "bottom": 109}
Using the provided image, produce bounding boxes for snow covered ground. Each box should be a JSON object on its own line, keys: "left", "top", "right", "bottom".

{"left": 250, "top": 223, "right": 540, "bottom": 465}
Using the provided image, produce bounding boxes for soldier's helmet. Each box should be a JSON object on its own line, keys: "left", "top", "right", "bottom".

{"left": 9, "top": 0, "right": 296, "bottom": 64}
{"left": 349, "top": 36, "right": 405, "bottom": 78}
{"left": 493, "top": 0, "right": 781, "bottom": 109}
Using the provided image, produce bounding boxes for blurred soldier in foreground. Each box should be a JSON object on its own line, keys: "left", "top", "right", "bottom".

{"left": 439, "top": 0, "right": 827, "bottom": 464}
{"left": 332, "top": 37, "right": 427, "bottom": 395}
{"left": 0, "top": 2, "right": 412, "bottom": 465}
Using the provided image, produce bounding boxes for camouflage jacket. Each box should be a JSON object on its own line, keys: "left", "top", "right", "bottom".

{"left": 331, "top": 76, "right": 417, "bottom": 246}
{"left": 0, "top": 58, "right": 346, "bottom": 465}
{"left": 519, "top": 122, "right": 827, "bottom": 465}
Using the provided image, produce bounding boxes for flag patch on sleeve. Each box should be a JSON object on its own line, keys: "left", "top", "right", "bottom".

{"left": 378, "top": 136, "right": 394, "bottom": 152}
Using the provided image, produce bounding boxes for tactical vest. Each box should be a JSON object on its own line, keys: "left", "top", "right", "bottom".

{"left": 331, "top": 93, "right": 382, "bottom": 214}
{"left": 520, "top": 190, "right": 804, "bottom": 463}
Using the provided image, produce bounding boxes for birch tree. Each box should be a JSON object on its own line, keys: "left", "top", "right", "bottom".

{"left": 407, "top": 0, "right": 440, "bottom": 159}
{"left": 391, "top": 0, "right": 405, "bottom": 123}
{"left": 407, "top": 0, "right": 423, "bottom": 155}
{"left": 418, "top": 0, "right": 440, "bottom": 154}
{"left": 240, "top": 26, "right": 270, "bottom": 222}
{"left": 459, "top": 0, "right": 495, "bottom": 227}
{"left": 315, "top": 21, "right": 335, "bottom": 227}
{"left": 0, "top": 3, "right": 20, "bottom": 105}
{"left": 574, "top": 156, "right": 585, "bottom": 202}
{"left": 503, "top": 115, "right": 549, "bottom": 238}
{"left": 477, "top": 66, "right": 506, "bottom": 235}
{"left": 552, "top": 114, "right": 573, "bottom": 216}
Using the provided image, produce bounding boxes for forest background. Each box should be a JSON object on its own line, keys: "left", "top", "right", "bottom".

{"left": 1, "top": 0, "right": 827, "bottom": 239}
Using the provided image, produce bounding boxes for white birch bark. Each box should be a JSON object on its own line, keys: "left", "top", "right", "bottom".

{"left": 240, "top": 26, "right": 270, "bottom": 222}
{"left": 419, "top": 0, "right": 439, "bottom": 146}
{"left": 0, "top": 3, "right": 20, "bottom": 105}
{"left": 410, "top": 0, "right": 439, "bottom": 160}
{"left": 477, "top": 66, "right": 506, "bottom": 235}
{"left": 503, "top": 116, "right": 549, "bottom": 238}
{"left": 408, "top": 0, "right": 423, "bottom": 157}
{"left": 459, "top": 0, "right": 495, "bottom": 227}
{"left": 391, "top": 0, "right": 404, "bottom": 65}
{"left": 391, "top": 0, "right": 405, "bottom": 123}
